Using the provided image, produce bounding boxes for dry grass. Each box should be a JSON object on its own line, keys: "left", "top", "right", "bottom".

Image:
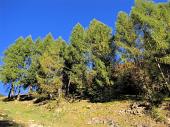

{"left": 0, "top": 97, "right": 169, "bottom": 127}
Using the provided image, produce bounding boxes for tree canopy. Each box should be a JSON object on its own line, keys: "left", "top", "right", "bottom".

{"left": 0, "top": 0, "right": 169, "bottom": 103}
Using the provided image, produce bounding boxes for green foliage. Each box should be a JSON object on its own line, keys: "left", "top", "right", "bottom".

{"left": 0, "top": 36, "right": 34, "bottom": 97}
{"left": 0, "top": 0, "right": 169, "bottom": 103}
{"left": 115, "top": 0, "right": 170, "bottom": 101}
{"left": 65, "top": 23, "right": 87, "bottom": 95}
{"left": 36, "top": 37, "right": 65, "bottom": 98}
{"left": 150, "top": 106, "right": 167, "bottom": 123}
{"left": 115, "top": 12, "right": 139, "bottom": 62}
{"left": 84, "top": 19, "right": 114, "bottom": 101}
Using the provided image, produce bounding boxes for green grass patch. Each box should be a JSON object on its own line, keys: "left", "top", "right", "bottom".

{"left": 0, "top": 97, "right": 168, "bottom": 127}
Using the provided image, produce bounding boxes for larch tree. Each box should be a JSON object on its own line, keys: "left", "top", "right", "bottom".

{"left": 0, "top": 36, "right": 34, "bottom": 99}
{"left": 131, "top": 0, "right": 170, "bottom": 94}
{"left": 36, "top": 37, "right": 65, "bottom": 99}
{"left": 115, "top": 0, "right": 170, "bottom": 100}
{"left": 85, "top": 19, "right": 114, "bottom": 101}
{"left": 65, "top": 23, "right": 87, "bottom": 96}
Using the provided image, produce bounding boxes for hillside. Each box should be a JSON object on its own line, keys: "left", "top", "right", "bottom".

{"left": 0, "top": 0, "right": 170, "bottom": 127}
{"left": 0, "top": 97, "right": 169, "bottom": 127}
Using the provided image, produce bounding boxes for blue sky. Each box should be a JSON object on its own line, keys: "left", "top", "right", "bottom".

{"left": 0, "top": 0, "right": 168, "bottom": 95}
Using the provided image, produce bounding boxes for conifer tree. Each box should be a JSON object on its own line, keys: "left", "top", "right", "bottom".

{"left": 132, "top": 0, "right": 170, "bottom": 93}
{"left": 0, "top": 36, "right": 34, "bottom": 99}
{"left": 115, "top": 0, "right": 170, "bottom": 99}
{"left": 65, "top": 23, "right": 87, "bottom": 96}
{"left": 85, "top": 19, "right": 114, "bottom": 100}
{"left": 36, "top": 37, "right": 64, "bottom": 99}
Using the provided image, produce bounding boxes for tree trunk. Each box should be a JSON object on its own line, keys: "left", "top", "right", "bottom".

{"left": 155, "top": 59, "right": 169, "bottom": 91}
{"left": 147, "top": 40, "right": 169, "bottom": 90}
{"left": 8, "top": 87, "right": 12, "bottom": 99}
{"left": 11, "top": 83, "right": 15, "bottom": 98}
{"left": 28, "top": 85, "right": 33, "bottom": 97}
{"left": 67, "top": 79, "right": 71, "bottom": 96}
{"left": 8, "top": 83, "right": 14, "bottom": 99}
{"left": 11, "top": 84, "right": 14, "bottom": 98}
{"left": 17, "top": 86, "right": 21, "bottom": 101}
{"left": 58, "top": 88, "right": 62, "bottom": 99}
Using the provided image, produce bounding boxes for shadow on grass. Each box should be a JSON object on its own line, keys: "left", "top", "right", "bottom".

{"left": 0, "top": 113, "right": 24, "bottom": 127}
{"left": 2, "top": 94, "right": 35, "bottom": 102}
{"left": 0, "top": 119, "right": 23, "bottom": 127}
{"left": 87, "top": 94, "right": 143, "bottom": 103}
{"left": 64, "top": 94, "right": 143, "bottom": 104}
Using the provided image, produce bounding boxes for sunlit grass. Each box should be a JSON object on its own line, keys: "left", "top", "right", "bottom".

{"left": 0, "top": 97, "right": 168, "bottom": 127}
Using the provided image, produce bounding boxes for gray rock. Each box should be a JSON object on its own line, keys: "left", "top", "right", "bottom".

{"left": 87, "top": 117, "right": 120, "bottom": 127}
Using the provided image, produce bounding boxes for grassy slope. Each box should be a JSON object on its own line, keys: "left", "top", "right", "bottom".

{"left": 0, "top": 97, "right": 169, "bottom": 127}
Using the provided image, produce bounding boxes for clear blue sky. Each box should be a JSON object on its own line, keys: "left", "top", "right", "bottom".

{"left": 0, "top": 0, "right": 167, "bottom": 96}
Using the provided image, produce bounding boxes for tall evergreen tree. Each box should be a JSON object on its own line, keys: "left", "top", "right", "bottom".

{"left": 85, "top": 19, "right": 114, "bottom": 101}
{"left": 64, "top": 23, "right": 87, "bottom": 96}
{"left": 0, "top": 36, "right": 34, "bottom": 99}
{"left": 115, "top": 12, "right": 140, "bottom": 64}
{"left": 36, "top": 37, "right": 64, "bottom": 99}
{"left": 132, "top": 0, "right": 170, "bottom": 90}
{"left": 115, "top": 0, "right": 170, "bottom": 99}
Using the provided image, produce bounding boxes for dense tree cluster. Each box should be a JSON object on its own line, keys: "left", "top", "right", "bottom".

{"left": 0, "top": 0, "right": 169, "bottom": 103}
